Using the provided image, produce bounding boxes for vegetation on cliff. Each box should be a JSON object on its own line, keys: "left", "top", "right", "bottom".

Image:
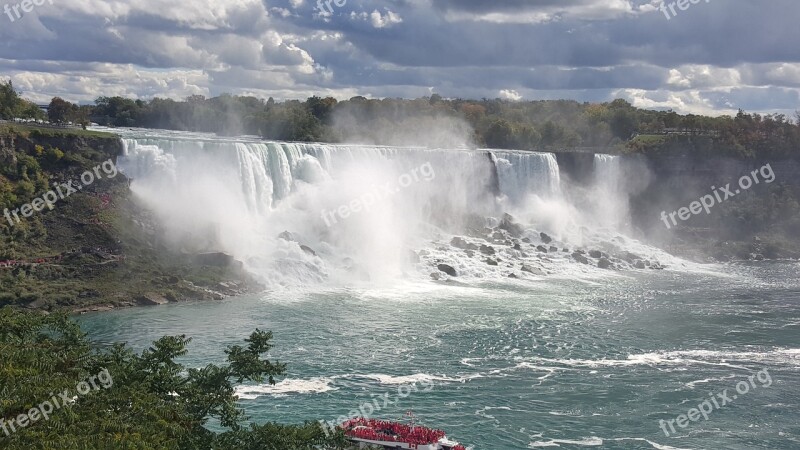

{"left": 0, "top": 124, "right": 260, "bottom": 311}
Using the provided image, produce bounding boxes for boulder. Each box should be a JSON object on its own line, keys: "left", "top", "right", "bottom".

{"left": 277, "top": 231, "right": 296, "bottom": 242}
{"left": 540, "top": 232, "right": 553, "bottom": 244}
{"left": 589, "top": 250, "right": 602, "bottom": 259}
{"left": 513, "top": 243, "right": 522, "bottom": 251}
{"left": 634, "top": 260, "right": 646, "bottom": 269}
{"left": 522, "top": 237, "right": 531, "bottom": 243}
{"left": 521, "top": 264, "right": 545, "bottom": 275}
{"left": 597, "top": 258, "right": 613, "bottom": 269}
{"left": 480, "top": 244, "right": 496, "bottom": 255}
{"left": 572, "top": 252, "right": 590, "bottom": 264}
{"left": 499, "top": 213, "right": 524, "bottom": 237}
{"left": 536, "top": 245, "right": 548, "bottom": 253}
{"left": 300, "top": 244, "right": 317, "bottom": 257}
{"left": 507, "top": 273, "right": 518, "bottom": 279}
{"left": 485, "top": 258, "right": 498, "bottom": 266}
{"left": 437, "top": 264, "right": 457, "bottom": 277}
{"left": 620, "top": 251, "right": 641, "bottom": 263}
{"left": 138, "top": 292, "right": 168, "bottom": 306}
{"left": 430, "top": 272, "right": 441, "bottom": 280}
{"left": 549, "top": 246, "right": 559, "bottom": 253}
{"left": 451, "top": 237, "right": 470, "bottom": 249}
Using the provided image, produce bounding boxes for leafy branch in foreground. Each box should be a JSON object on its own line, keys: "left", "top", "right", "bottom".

{"left": 0, "top": 307, "right": 350, "bottom": 449}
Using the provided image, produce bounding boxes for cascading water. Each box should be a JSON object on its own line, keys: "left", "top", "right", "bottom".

{"left": 592, "top": 154, "right": 629, "bottom": 230}
{"left": 113, "top": 128, "right": 683, "bottom": 288}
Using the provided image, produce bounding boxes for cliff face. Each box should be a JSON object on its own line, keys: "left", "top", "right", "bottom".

{"left": 630, "top": 153, "right": 800, "bottom": 260}
{"left": 555, "top": 148, "right": 800, "bottom": 260}
{"left": 0, "top": 126, "right": 261, "bottom": 312}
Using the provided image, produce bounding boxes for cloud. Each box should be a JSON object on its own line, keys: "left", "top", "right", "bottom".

{"left": 0, "top": 0, "right": 797, "bottom": 114}
{"left": 499, "top": 89, "right": 522, "bottom": 101}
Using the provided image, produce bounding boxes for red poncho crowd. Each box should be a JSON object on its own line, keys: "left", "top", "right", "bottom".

{"left": 341, "top": 418, "right": 465, "bottom": 449}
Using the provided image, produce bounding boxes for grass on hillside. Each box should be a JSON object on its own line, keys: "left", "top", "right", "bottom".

{"left": 0, "top": 123, "right": 118, "bottom": 139}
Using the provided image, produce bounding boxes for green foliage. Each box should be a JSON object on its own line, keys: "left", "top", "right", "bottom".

{"left": 0, "top": 81, "right": 46, "bottom": 121}
{"left": 0, "top": 307, "right": 350, "bottom": 449}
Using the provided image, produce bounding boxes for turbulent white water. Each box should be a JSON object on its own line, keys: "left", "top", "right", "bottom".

{"left": 111, "top": 128, "right": 690, "bottom": 287}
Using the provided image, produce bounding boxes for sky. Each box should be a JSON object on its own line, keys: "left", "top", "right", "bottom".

{"left": 1, "top": 0, "right": 798, "bottom": 116}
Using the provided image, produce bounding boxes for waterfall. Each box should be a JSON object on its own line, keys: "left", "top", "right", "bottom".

{"left": 594, "top": 154, "right": 622, "bottom": 193}
{"left": 115, "top": 129, "right": 571, "bottom": 286}
{"left": 592, "top": 154, "right": 628, "bottom": 229}
{"left": 119, "top": 138, "right": 562, "bottom": 208}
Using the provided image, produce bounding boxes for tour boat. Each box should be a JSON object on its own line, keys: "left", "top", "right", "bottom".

{"left": 340, "top": 417, "right": 466, "bottom": 450}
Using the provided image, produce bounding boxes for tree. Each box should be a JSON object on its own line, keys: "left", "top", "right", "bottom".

{"left": 484, "top": 119, "right": 515, "bottom": 149}
{"left": 47, "top": 97, "right": 76, "bottom": 124}
{"left": 0, "top": 307, "right": 349, "bottom": 449}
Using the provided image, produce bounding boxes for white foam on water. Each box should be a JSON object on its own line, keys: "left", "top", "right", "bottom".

{"left": 234, "top": 377, "right": 336, "bottom": 399}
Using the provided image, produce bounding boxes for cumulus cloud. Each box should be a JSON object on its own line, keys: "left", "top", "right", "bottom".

{"left": 0, "top": 0, "right": 797, "bottom": 115}
{"left": 499, "top": 89, "right": 522, "bottom": 101}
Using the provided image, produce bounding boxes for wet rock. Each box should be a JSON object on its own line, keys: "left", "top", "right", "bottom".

{"left": 430, "top": 272, "right": 441, "bottom": 280}
{"left": 522, "top": 237, "right": 531, "bottom": 243}
{"left": 507, "top": 273, "right": 518, "bottom": 279}
{"left": 589, "top": 250, "right": 602, "bottom": 259}
{"left": 536, "top": 245, "right": 548, "bottom": 253}
{"left": 499, "top": 213, "right": 524, "bottom": 237}
{"left": 562, "top": 248, "right": 570, "bottom": 253}
{"left": 480, "top": 244, "right": 496, "bottom": 256}
{"left": 513, "top": 243, "right": 522, "bottom": 251}
{"left": 278, "top": 231, "right": 296, "bottom": 242}
{"left": 451, "top": 237, "right": 477, "bottom": 250}
{"left": 138, "top": 292, "right": 169, "bottom": 306}
{"left": 753, "top": 254, "right": 765, "bottom": 261}
{"left": 485, "top": 258, "right": 498, "bottom": 266}
{"left": 597, "top": 258, "right": 613, "bottom": 269}
{"left": 521, "top": 264, "right": 545, "bottom": 275}
{"left": 492, "top": 231, "right": 506, "bottom": 241}
{"left": 572, "top": 252, "right": 590, "bottom": 264}
{"left": 300, "top": 244, "right": 317, "bottom": 257}
{"left": 540, "top": 232, "right": 553, "bottom": 244}
{"left": 651, "top": 263, "right": 665, "bottom": 270}
{"left": 437, "top": 264, "right": 457, "bottom": 277}
{"left": 464, "top": 250, "right": 475, "bottom": 257}
{"left": 634, "top": 260, "right": 646, "bottom": 269}
{"left": 620, "top": 251, "right": 641, "bottom": 263}
{"left": 549, "top": 246, "right": 559, "bottom": 253}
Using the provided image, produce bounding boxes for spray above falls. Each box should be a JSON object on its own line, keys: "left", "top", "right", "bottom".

{"left": 115, "top": 129, "right": 680, "bottom": 288}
